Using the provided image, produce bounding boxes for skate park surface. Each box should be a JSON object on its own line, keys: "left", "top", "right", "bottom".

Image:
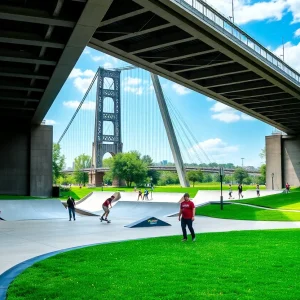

{"left": 1, "top": 189, "right": 297, "bottom": 277}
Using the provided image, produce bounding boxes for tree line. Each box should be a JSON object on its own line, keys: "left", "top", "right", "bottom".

{"left": 53, "top": 144, "right": 266, "bottom": 187}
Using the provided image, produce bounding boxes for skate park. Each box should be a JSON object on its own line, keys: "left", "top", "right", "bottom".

{"left": 1, "top": 0, "right": 300, "bottom": 298}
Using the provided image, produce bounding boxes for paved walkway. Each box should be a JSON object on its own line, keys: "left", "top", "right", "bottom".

{"left": 1, "top": 215, "right": 300, "bottom": 275}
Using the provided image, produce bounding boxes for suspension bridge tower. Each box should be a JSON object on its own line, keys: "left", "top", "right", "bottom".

{"left": 92, "top": 68, "right": 123, "bottom": 186}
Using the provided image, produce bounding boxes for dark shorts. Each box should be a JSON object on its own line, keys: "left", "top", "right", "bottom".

{"left": 102, "top": 205, "right": 109, "bottom": 212}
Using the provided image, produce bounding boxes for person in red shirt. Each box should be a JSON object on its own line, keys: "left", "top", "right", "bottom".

{"left": 179, "top": 193, "right": 196, "bottom": 242}
{"left": 100, "top": 195, "right": 115, "bottom": 221}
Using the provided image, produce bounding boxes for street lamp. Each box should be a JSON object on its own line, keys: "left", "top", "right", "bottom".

{"left": 271, "top": 173, "right": 274, "bottom": 190}
{"left": 241, "top": 158, "right": 245, "bottom": 167}
{"left": 150, "top": 177, "right": 153, "bottom": 199}
{"left": 220, "top": 167, "right": 224, "bottom": 210}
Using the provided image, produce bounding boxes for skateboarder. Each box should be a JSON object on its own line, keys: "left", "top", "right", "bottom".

{"left": 67, "top": 195, "right": 76, "bottom": 221}
{"left": 100, "top": 195, "right": 115, "bottom": 222}
{"left": 178, "top": 193, "right": 196, "bottom": 242}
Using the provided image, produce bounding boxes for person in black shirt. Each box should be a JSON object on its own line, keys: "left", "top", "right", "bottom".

{"left": 67, "top": 196, "right": 76, "bottom": 221}
{"left": 238, "top": 184, "right": 243, "bottom": 199}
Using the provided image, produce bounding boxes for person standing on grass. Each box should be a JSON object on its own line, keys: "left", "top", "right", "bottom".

{"left": 256, "top": 184, "right": 260, "bottom": 197}
{"left": 100, "top": 195, "right": 115, "bottom": 221}
{"left": 178, "top": 193, "right": 196, "bottom": 242}
{"left": 238, "top": 183, "right": 243, "bottom": 199}
{"left": 67, "top": 195, "right": 76, "bottom": 221}
{"left": 285, "top": 182, "right": 290, "bottom": 193}
{"left": 228, "top": 184, "right": 233, "bottom": 199}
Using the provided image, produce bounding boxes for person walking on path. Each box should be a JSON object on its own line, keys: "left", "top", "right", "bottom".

{"left": 238, "top": 184, "right": 243, "bottom": 199}
{"left": 228, "top": 184, "right": 233, "bottom": 199}
{"left": 100, "top": 195, "right": 115, "bottom": 221}
{"left": 285, "top": 182, "right": 290, "bottom": 193}
{"left": 143, "top": 189, "right": 149, "bottom": 201}
{"left": 178, "top": 193, "right": 196, "bottom": 242}
{"left": 137, "top": 189, "right": 143, "bottom": 201}
{"left": 67, "top": 195, "right": 76, "bottom": 221}
{"left": 256, "top": 184, "right": 260, "bottom": 197}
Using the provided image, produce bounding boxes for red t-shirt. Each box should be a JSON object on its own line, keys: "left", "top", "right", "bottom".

{"left": 103, "top": 198, "right": 112, "bottom": 207}
{"left": 180, "top": 200, "right": 195, "bottom": 219}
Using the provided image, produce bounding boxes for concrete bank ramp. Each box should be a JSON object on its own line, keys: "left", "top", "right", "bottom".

{"left": 192, "top": 189, "right": 282, "bottom": 205}
{"left": 76, "top": 192, "right": 119, "bottom": 214}
{"left": 0, "top": 199, "right": 67, "bottom": 221}
{"left": 109, "top": 201, "right": 180, "bottom": 219}
{"left": 120, "top": 192, "right": 184, "bottom": 203}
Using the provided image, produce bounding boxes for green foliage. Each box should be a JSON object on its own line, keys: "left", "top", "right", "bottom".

{"left": 202, "top": 173, "right": 213, "bottom": 183}
{"left": 111, "top": 151, "right": 147, "bottom": 187}
{"left": 234, "top": 167, "right": 249, "bottom": 184}
{"left": 74, "top": 154, "right": 91, "bottom": 186}
{"left": 157, "top": 171, "right": 179, "bottom": 186}
{"left": 259, "top": 147, "right": 266, "bottom": 162}
{"left": 52, "top": 143, "right": 65, "bottom": 184}
{"left": 147, "top": 169, "right": 160, "bottom": 185}
{"left": 142, "top": 155, "right": 153, "bottom": 165}
{"left": 260, "top": 164, "right": 266, "bottom": 183}
{"left": 187, "top": 170, "right": 203, "bottom": 187}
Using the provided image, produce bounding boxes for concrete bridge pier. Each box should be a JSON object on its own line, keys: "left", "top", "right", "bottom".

{"left": 266, "top": 134, "right": 300, "bottom": 189}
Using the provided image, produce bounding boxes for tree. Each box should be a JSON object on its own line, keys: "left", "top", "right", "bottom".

{"left": 234, "top": 167, "right": 249, "bottom": 184}
{"left": 157, "top": 171, "right": 179, "bottom": 186}
{"left": 111, "top": 151, "right": 147, "bottom": 187}
{"left": 259, "top": 147, "right": 266, "bottom": 163}
{"left": 142, "top": 155, "right": 153, "bottom": 166}
{"left": 74, "top": 154, "right": 91, "bottom": 186}
{"left": 260, "top": 164, "right": 266, "bottom": 184}
{"left": 53, "top": 143, "right": 65, "bottom": 184}
{"left": 187, "top": 170, "right": 203, "bottom": 187}
{"left": 202, "top": 173, "right": 213, "bottom": 183}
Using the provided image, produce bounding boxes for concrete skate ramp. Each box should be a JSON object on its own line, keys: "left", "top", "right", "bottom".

{"left": 109, "top": 201, "right": 180, "bottom": 219}
{"left": 120, "top": 192, "right": 184, "bottom": 203}
{"left": 0, "top": 199, "right": 67, "bottom": 221}
{"left": 193, "top": 190, "right": 281, "bottom": 205}
{"left": 76, "top": 192, "right": 119, "bottom": 213}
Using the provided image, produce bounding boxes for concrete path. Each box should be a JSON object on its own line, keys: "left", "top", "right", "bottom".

{"left": 120, "top": 192, "right": 184, "bottom": 202}
{"left": 1, "top": 215, "right": 300, "bottom": 276}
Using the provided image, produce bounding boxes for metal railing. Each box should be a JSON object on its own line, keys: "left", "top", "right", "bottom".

{"left": 174, "top": 0, "right": 300, "bottom": 86}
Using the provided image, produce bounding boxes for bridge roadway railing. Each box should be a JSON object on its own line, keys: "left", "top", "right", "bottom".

{"left": 73, "top": 166, "right": 260, "bottom": 175}
{"left": 174, "top": 0, "right": 300, "bottom": 86}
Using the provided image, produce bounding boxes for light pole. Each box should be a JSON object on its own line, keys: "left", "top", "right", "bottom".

{"left": 150, "top": 177, "right": 153, "bottom": 199}
{"left": 229, "top": 0, "right": 234, "bottom": 23}
{"left": 271, "top": 173, "right": 274, "bottom": 190}
{"left": 280, "top": 37, "right": 285, "bottom": 62}
{"left": 241, "top": 158, "right": 244, "bottom": 167}
{"left": 220, "top": 167, "right": 224, "bottom": 210}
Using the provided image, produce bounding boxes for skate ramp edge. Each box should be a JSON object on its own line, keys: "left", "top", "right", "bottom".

{"left": 0, "top": 199, "right": 67, "bottom": 221}
{"left": 125, "top": 216, "right": 171, "bottom": 228}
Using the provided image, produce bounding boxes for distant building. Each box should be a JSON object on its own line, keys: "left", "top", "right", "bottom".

{"left": 161, "top": 160, "right": 168, "bottom": 165}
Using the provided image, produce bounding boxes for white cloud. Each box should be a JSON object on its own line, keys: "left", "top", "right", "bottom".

{"left": 91, "top": 55, "right": 106, "bottom": 62}
{"left": 124, "top": 86, "right": 143, "bottom": 95}
{"left": 73, "top": 77, "right": 94, "bottom": 93}
{"left": 273, "top": 41, "right": 300, "bottom": 72}
{"left": 63, "top": 101, "right": 95, "bottom": 110}
{"left": 294, "top": 28, "right": 300, "bottom": 37}
{"left": 124, "top": 77, "right": 142, "bottom": 85}
{"left": 210, "top": 102, "right": 254, "bottom": 123}
{"left": 206, "top": 97, "right": 215, "bottom": 102}
{"left": 287, "top": 0, "right": 300, "bottom": 23}
{"left": 44, "top": 119, "right": 57, "bottom": 125}
{"left": 189, "top": 138, "right": 239, "bottom": 161}
{"left": 123, "top": 76, "right": 145, "bottom": 95}
{"left": 83, "top": 48, "right": 90, "bottom": 55}
{"left": 68, "top": 68, "right": 95, "bottom": 79}
{"left": 172, "top": 83, "right": 191, "bottom": 95}
{"left": 104, "top": 62, "right": 113, "bottom": 69}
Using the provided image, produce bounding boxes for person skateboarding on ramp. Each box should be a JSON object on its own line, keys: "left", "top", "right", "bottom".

{"left": 100, "top": 195, "right": 115, "bottom": 223}
{"left": 178, "top": 193, "right": 196, "bottom": 242}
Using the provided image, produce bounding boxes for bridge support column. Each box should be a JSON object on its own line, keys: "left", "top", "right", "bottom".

{"left": 151, "top": 73, "right": 189, "bottom": 187}
{"left": 266, "top": 134, "right": 300, "bottom": 189}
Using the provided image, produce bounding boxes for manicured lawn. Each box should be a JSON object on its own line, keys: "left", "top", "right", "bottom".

{"left": 7, "top": 229, "right": 300, "bottom": 300}
{"left": 60, "top": 184, "right": 265, "bottom": 200}
{"left": 0, "top": 195, "right": 43, "bottom": 200}
{"left": 196, "top": 203, "right": 300, "bottom": 221}
{"left": 236, "top": 191, "right": 300, "bottom": 210}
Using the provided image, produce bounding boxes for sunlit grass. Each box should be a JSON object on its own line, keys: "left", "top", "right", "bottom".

{"left": 196, "top": 203, "right": 300, "bottom": 221}
{"left": 7, "top": 229, "right": 300, "bottom": 300}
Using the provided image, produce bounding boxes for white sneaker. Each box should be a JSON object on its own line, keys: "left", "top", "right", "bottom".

{"left": 192, "top": 238, "right": 196, "bottom": 242}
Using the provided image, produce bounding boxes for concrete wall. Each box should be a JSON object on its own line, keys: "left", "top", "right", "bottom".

{"left": 266, "top": 134, "right": 300, "bottom": 189}
{"left": 0, "top": 127, "right": 30, "bottom": 195}
{"left": 266, "top": 135, "right": 282, "bottom": 190}
{"left": 282, "top": 137, "right": 300, "bottom": 187}
{"left": 30, "top": 125, "right": 53, "bottom": 197}
{"left": 0, "top": 125, "right": 53, "bottom": 196}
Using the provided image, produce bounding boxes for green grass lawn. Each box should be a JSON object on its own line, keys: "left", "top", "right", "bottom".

{"left": 196, "top": 203, "right": 300, "bottom": 221}
{"left": 236, "top": 191, "right": 300, "bottom": 210}
{"left": 7, "top": 229, "right": 300, "bottom": 300}
{"left": 0, "top": 195, "right": 43, "bottom": 200}
{"left": 60, "top": 184, "right": 266, "bottom": 200}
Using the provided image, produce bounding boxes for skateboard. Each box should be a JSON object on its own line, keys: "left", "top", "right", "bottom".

{"left": 100, "top": 217, "right": 111, "bottom": 223}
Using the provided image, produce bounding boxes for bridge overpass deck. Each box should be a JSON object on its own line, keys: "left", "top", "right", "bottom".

{"left": 89, "top": 0, "right": 300, "bottom": 134}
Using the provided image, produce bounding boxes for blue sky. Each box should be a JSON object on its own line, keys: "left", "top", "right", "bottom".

{"left": 45, "top": 0, "right": 300, "bottom": 168}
